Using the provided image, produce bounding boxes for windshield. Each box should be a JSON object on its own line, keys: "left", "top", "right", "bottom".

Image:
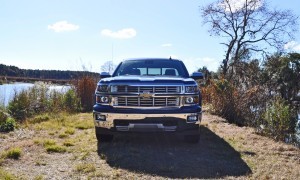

{"left": 112, "top": 59, "right": 189, "bottom": 77}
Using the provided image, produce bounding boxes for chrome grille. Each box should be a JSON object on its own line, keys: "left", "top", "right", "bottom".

{"left": 116, "top": 97, "right": 179, "bottom": 107}
{"left": 113, "top": 86, "right": 181, "bottom": 93}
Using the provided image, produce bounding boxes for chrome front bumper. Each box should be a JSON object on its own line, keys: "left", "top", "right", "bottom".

{"left": 93, "top": 112, "right": 202, "bottom": 131}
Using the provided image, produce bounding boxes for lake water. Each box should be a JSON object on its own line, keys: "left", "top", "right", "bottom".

{"left": 0, "top": 83, "right": 70, "bottom": 107}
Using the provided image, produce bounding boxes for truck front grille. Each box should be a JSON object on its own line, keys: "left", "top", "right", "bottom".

{"left": 116, "top": 97, "right": 180, "bottom": 107}
{"left": 114, "top": 86, "right": 181, "bottom": 93}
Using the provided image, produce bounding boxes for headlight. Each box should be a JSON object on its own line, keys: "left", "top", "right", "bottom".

{"left": 111, "top": 86, "right": 118, "bottom": 93}
{"left": 97, "top": 85, "right": 108, "bottom": 92}
{"left": 185, "top": 86, "right": 198, "bottom": 93}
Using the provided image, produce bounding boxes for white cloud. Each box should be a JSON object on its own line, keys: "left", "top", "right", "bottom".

{"left": 284, "top": 41, "right": 300, "bottom": 51}
{"left": 101, "top": 28, "right": 136, "bottom": 39}
{"left": 161, "top": 43, "right": 173, "bottom": 47}
{"left": 48, "top": 21, "right": 79, "bottom": 32}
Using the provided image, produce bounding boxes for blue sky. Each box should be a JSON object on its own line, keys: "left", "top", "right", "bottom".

{"left": 1, "top": 0, "right": 300, "bottom": 73}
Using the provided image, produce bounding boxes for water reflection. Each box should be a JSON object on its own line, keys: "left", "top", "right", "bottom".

{"left": 0, "top": 82, "right": 70, "bottom": 106}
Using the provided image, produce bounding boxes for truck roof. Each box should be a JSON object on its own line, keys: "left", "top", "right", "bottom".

{"left": 122, "top": 57, "right": 182, "bottom": 62}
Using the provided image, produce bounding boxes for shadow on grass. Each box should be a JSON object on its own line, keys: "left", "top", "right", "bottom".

{"left": 97, "top": 126, "right": 252, "bottom": 179}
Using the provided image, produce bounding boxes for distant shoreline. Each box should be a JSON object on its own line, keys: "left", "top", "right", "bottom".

{"left": 0, "top": 76, "right": 70, "bottom": 85}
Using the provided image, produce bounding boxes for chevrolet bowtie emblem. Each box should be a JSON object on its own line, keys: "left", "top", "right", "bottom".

{"left": 139, "top": 91, "right": 153, "bottom": 99}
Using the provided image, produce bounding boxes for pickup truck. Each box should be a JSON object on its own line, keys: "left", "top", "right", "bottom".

{"left": 93, "top": 58, "right": 203, "bottom": 143}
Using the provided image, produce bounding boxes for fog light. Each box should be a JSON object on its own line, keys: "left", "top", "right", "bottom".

{"left": 185, "top": 97, "right": 194, "bottom": 104}
{"left": 101, "top": 96, "right": 109, "bottom": 103}
{"left": 95, "top": 114, "right": 106, "bottom": 121}
{"left": 187, "top": 115, "right": 198, "bottom": 122}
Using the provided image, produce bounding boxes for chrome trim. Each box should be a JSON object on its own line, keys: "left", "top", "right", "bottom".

{"left": 108, "top": 106, "right": 181, "bottom": 109}
{"left": 114, "top": 96, "right": 180, "bottom": 107}
{"left": 93, "top": 112, "right": 202, "bottom": 129}
{"left": 95, "top": 95, "right": 199, "bottom": 108}
{"left": 110, "top": 95, "right": 198, "bottom": 108}
{"left": 96, "top": 84, "right": 199, "bottom": 94}
{"left": 115, "top": 123, "right": 177, "bottom": 132}
{"left": 95, "top": 84, "right": 200, "bottom": 107}
{"left": 110, "top": 85, "right": 182, "bottom": 94}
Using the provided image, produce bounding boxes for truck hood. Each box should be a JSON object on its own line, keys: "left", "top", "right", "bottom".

{"left": 99, "top": 76, "right": 196, "bottom": 85}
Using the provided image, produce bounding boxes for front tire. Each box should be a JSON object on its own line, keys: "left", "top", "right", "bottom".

{"left": 96, "top": 133, "right": 114, "bottom": 142}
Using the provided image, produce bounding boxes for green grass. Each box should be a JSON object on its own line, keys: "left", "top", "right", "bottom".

{"left": 29, "top": 113, "right": 93, "bottom": 131}
{"left": 58, "top": 133, "right": 68, "bottom": 138}
{"left": 0, "top": 168, "right": 16, "bottom": 180}
{"left": 2, "top": 147, "right": 22, "bottom": 160}
{"left": 34, "top": 139, "right": 56, "bottom": 147}
{"left": 0, "top": 158, "right": 3, "bottom": 165}
{"left": 75, "top": 163, "right": 96, "bottom": 173}
{"left": 48, "top": 132, "right": 55, "bottom": 136}
{"left": 30, "top": 114, "right": 50, "bottom": 124}
{"left": 43, "top": 139, "right": 56, "bottom": 146}
{"left": 63, "top": 140, "right": 75, "bottom": 147}
{"left": 33, "top": 175, "right": 44, "bottom": 180}
{"left": 75, "top": 122, "right": 93, "bottom": 130}
{"left": 27, "top": 113, "right": 95, "bottom": 155}
{"left": 33, "top": 139, "right": 67, "bottom": 153}
{"left": 80, "top": 151, "right": 90, "bottom": 160}
{"left": 65, "top": 128, "right": 75, "bottom": 135}
{"left": 45, "top": 145, "right": 67, "bottom": 153}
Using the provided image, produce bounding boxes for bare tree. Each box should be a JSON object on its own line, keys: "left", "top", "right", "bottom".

{"left": 201, "top": 0, "right": 298, "bottom": 77}
{"left": 101, "top": 61, "right": 117, "bottom": 74}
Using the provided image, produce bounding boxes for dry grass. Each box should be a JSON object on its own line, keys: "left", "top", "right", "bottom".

{"left": 75, "top": 163, "right": 96, "bottom": 173}
{"left": 203, "top": 113, "right": 300, "bottom": 179}
{"left": 0, "top": 112, "right": 299, "bottom": 179}
{"left": 1, "top": 147, "right": 22, "bottom": 160}
{"left": 0, "top": 168, "right": 16, "bottom": 180}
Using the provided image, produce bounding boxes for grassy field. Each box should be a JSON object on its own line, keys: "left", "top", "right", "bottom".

{"left": 0, "top": 112, "right": 299, "bottom": 179}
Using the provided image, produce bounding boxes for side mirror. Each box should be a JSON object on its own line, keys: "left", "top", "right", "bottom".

{"left": 100, "top": 72, "right": 111, "bottom": 79}
{"left": 190, "top": 72, "right": 203, "bottom": 80}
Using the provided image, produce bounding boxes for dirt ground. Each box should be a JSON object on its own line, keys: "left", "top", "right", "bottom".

{"left": 0, "top": 112, "right": 299, "bottom": 179}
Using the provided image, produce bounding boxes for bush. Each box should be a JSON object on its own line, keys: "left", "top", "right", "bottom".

{"left": 28, "top": 83, "right": 50, "bottom": 113}
{"left": 63, "top": 89, "right": 81, "bottom": 113}
{"left": 8, "top": 90, "right": 30, "bottom": 121}
{"left": 0, "top": 117, "right": 16, "bottom": 132}
{"left": 203, "top": 79, "right": 270, "bottom": 127}
{"left": 7, "top": 83, "right": 50, "bottom": 121}
{"left": 202, "top": 79, "right": 244, "bottom": 125}
{"left": 48, "top": 90, "right": 64, "bottom": 113}
{"left": 0, "top": 110, "right": 8, "bottom": 125}
{"left": 72, "top": 76, "right": 97, "bottom": 112}
{"left": 201, "top": 53, "right": 299, "bottom": 144}
{"left": 0, "top": 110, "right": 16, "bottom": 132}
{"left": 263, "top": 97, "right": 295, "bottom": 141}
{"left": 7, "top": 83, "right": 82, "bottom": 121}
